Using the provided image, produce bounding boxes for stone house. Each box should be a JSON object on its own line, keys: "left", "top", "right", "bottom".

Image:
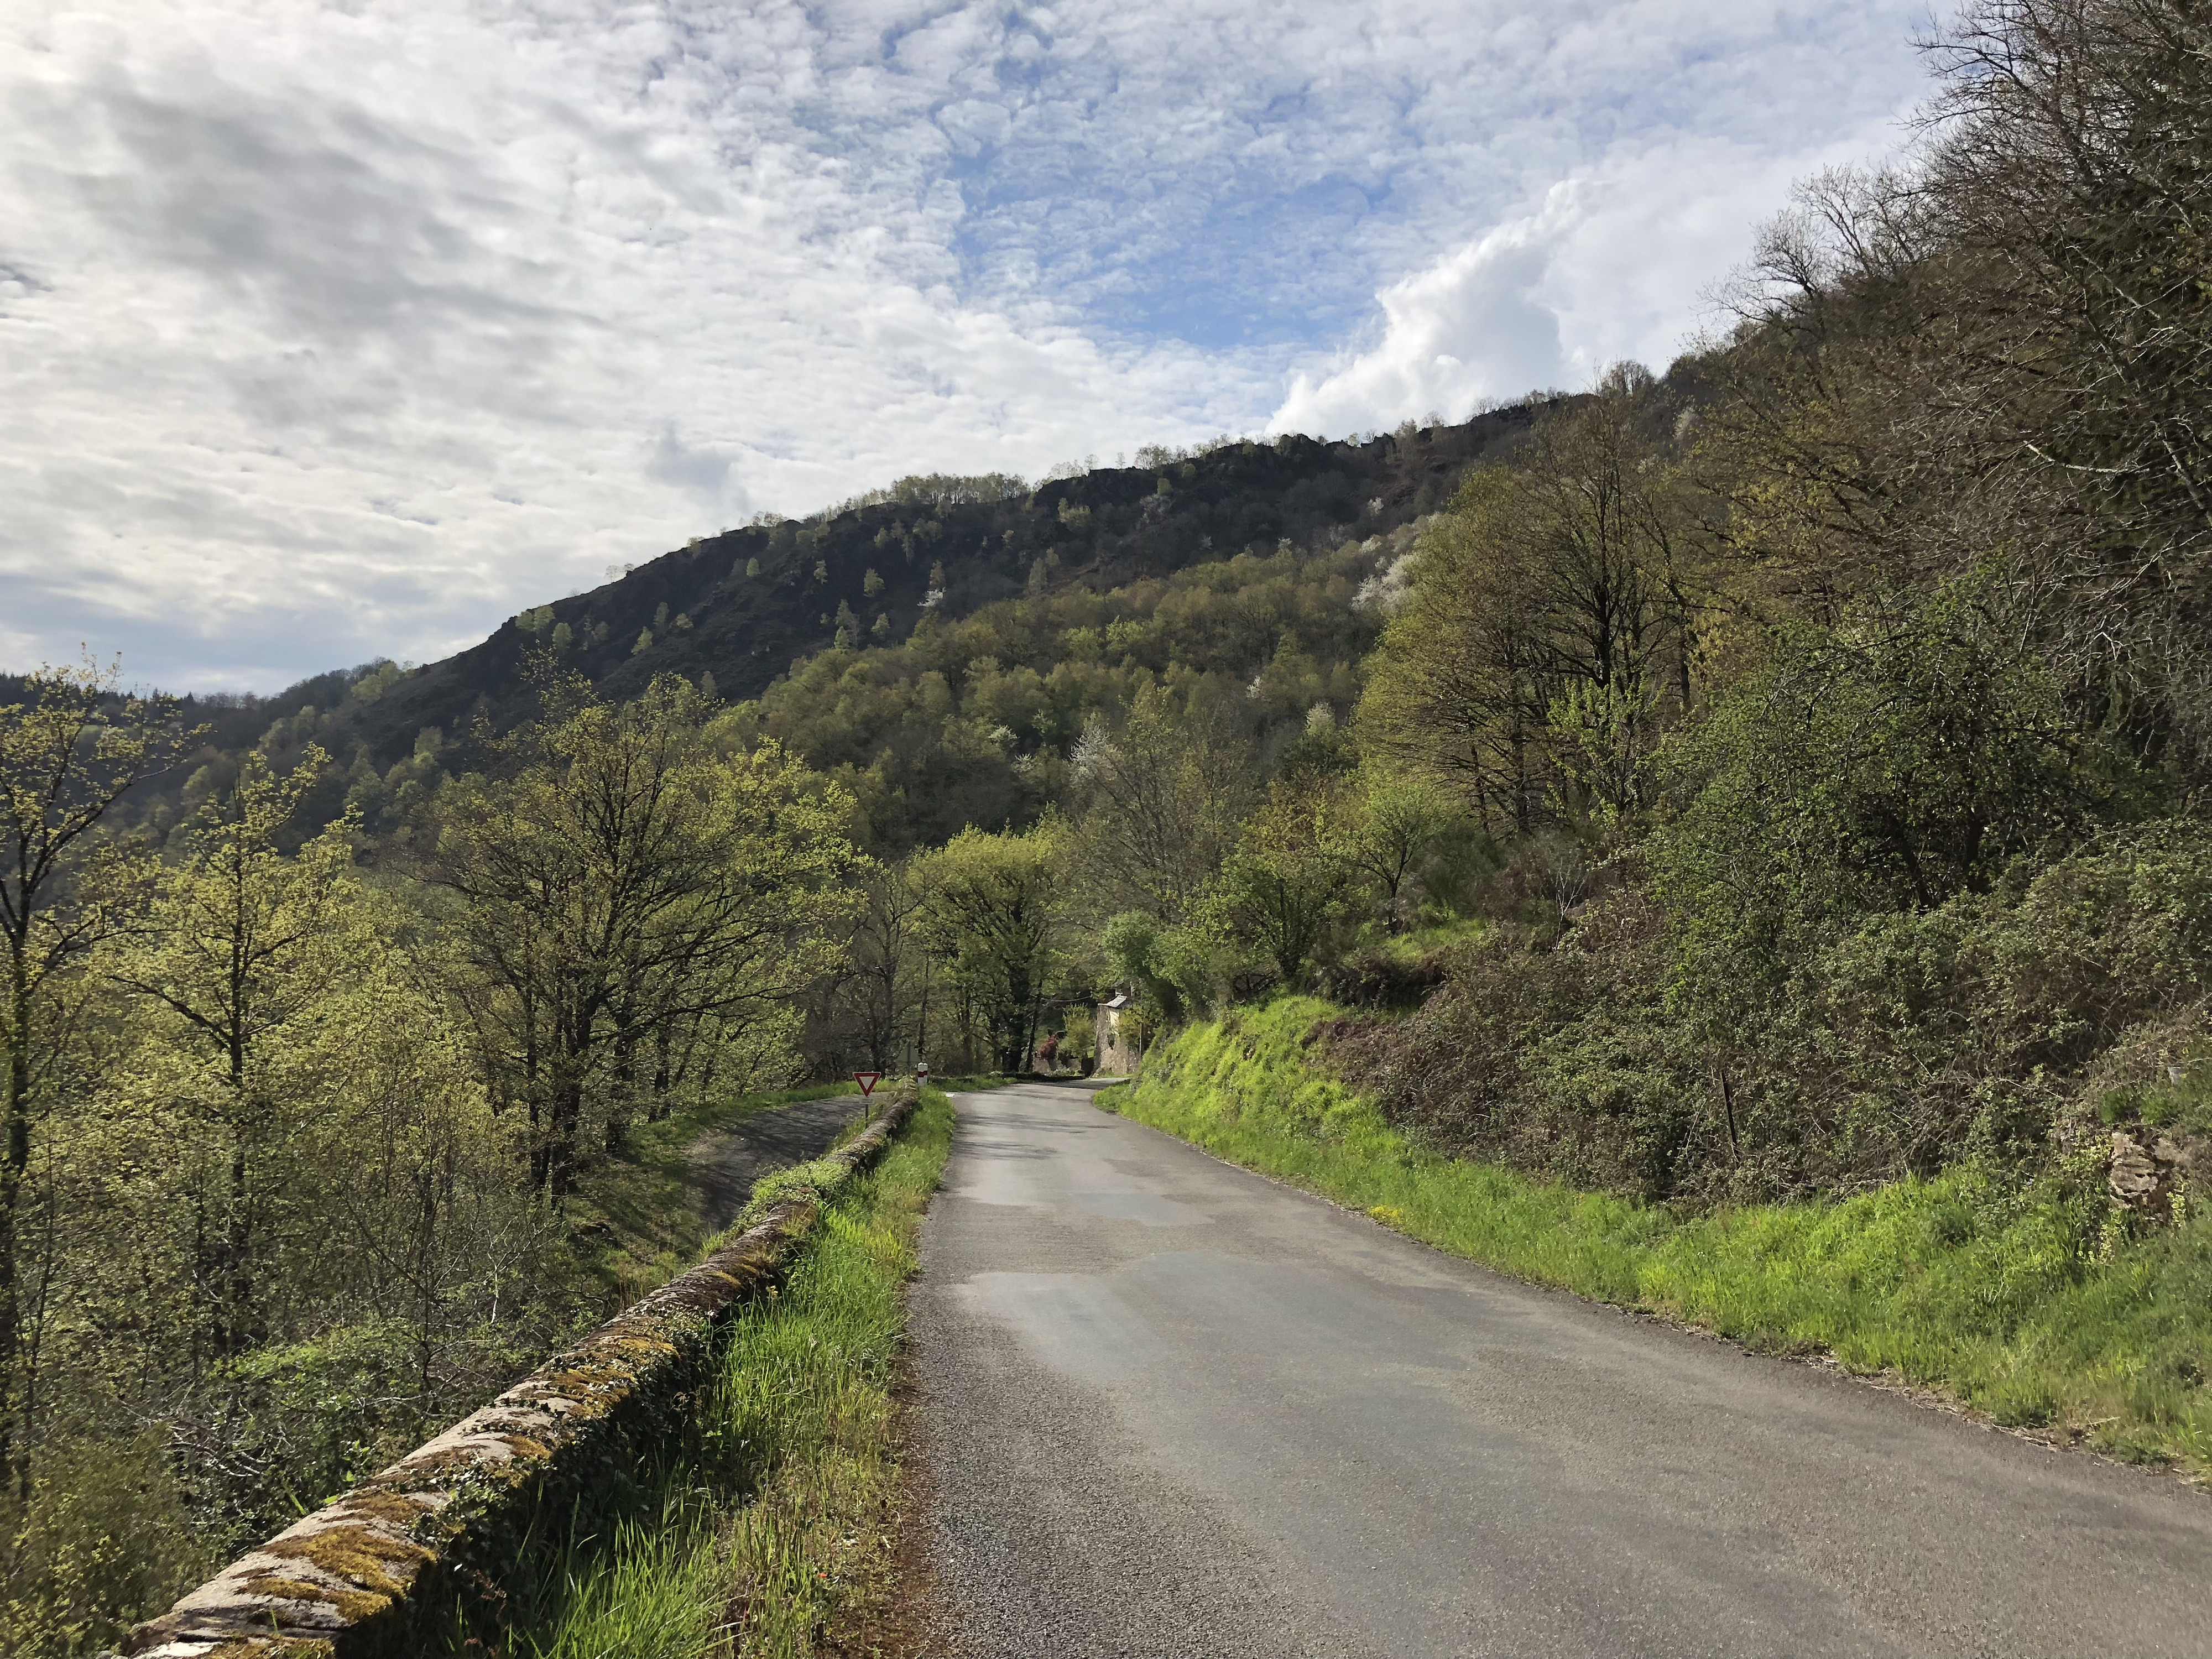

{"left": 1095, "top": 990, "right": 1138, "bottom": 1076}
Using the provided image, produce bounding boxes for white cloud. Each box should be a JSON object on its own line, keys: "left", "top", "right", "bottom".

{"left": 1274, "top": 124, "right": 1916, "bottom": 434}
{"left": 0, "top": 0, "right": 1930, "bottom": 690}
{"left": 1274, "top": 186, "right": 1587, "bottom": 435}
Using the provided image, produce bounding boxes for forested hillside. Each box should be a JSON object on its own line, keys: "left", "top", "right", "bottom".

{"left": 41, "top": 406, "right": 1536, "bottom": 861}
{"left": 6, "top": 0, "right": 2211, "bottom": 1649}
{"left": 274, "top": 405, "right": 1535, "bottom": 773}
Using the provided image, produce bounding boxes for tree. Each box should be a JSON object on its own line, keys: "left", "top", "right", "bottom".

{"left": 0, "top": 663, "right": 187, "bottom": 1489}
{"left": 1705, "top": 0, "right": 2212, "bottom": 766}
{"left": 435, "top": 674, "right": 857, "bottom": 1193}
{"left": 1361, "top": 370, "right": 1705, "bottom": 831}
{"left": 1213, "top": 776, "right": 1357, "bottom": 988}
{"left": 108, "top": 752, "right": 351, "bottom": 1361}
{"left": 1344, "top": 765, "right": 1461, "bottom": 931}
{"left": 1071, "top": 685, "right": 1249, "bottom": 922}
{"left": 1927, "top": 0, "right": 2212, "bottom": 750}
{"left": 843, "top": 862, "right": 924, "bottom": 1072}
{"left": 1647, "top": 573, "right": 2106, "bottom": 1039}
{"left": 916, "top": 821, "right": 1068, "bottom": 1073}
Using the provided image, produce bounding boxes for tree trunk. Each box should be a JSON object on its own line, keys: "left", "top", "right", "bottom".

{"left": 0, "top": 954, "right": 30, "bottom": 1494}
{"left": 606, "top": 998, "right": 637, "bottom": 1155}
{"left": 551, "top": 1070, "right": 582, "bottom": 1199}
{"left": 222, "top": 1133, "right": 251, "bottom": 1358}
{"left": 221, "top": 1010, "right": 253, "bottom": 1359}
{"left": 649, "top": 1022, "right": 671, "bottom": 1121}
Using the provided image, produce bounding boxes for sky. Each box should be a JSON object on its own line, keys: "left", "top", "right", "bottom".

{"left": 3, "top": 1, "right": 1934, "bottom": 692}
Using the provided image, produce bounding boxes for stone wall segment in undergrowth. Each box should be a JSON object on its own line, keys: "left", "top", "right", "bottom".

{"left": 117, "top": 1085, "right": 921, "bottom": 1659}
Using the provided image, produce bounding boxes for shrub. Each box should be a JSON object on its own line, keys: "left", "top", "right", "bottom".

{"left": 0, "top": 1436, "right": 217, "bottom": 1658}
{"left": 1329, "top": 819, "right": 2212, "bottom": 1208}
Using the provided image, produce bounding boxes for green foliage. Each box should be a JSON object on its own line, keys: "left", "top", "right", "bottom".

{"left": 0, "top": 1434, "right": 217, "bottom": 1657}
{"left": 1101, "top": 911, "right": 1159, "bottom": 989}
{"left": 1333, "top": 823, "right": 2212, "bottom": 1206}
{"left": 0, "top": 660, "right": 872, "bottom": 1651}
{"left": 351, "top": 658, "right": 409, "bottom": 700}
{"left": 730, "top": 1156, "right": 847, "bottom": 1234}
{"left": 914, "top": 820, "right": 1070, "bottom": 1072}
{"left": 1650, "top": 577, "right": 2122, "bottom": 1011}
{"left": 1339, "top": 763, "right": 1467, "bottom": 932}
{"left": 0, "top": 661, "right": 194, "bottom": 1496}
{"left": 1068, "top": 681, "right": 1249, "bottom": 925}
{"left": 744, "top": 539, "right": 1375, "bottom": 852}
{"left": 1359, "top": 370, "right": 1703, "bottom": 834}
{"left": 435, "top": 673, "right": 860, "bottom": 1192}
{"left": 1212, "top": 775, "right": 1357, "bottom": 989}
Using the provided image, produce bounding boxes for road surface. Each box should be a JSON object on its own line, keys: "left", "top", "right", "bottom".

{"left": 686, "top": 1093, "right": 866, "bottom": 1232}
{"left": 910, "top": 1079, "right": 2212, "bottom": 1658}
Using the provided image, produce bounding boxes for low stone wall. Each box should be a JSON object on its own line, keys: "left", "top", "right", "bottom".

{"left": 121, "top": 1085, "right": 920, "bottom": 1659}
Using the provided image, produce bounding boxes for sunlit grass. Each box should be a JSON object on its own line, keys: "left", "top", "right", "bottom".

{"left": 478, "top": 1089, "right": 954, "bottom": 1658}
{"left": 1108, "top": 1001, "right": 2212, "bottom": 1479}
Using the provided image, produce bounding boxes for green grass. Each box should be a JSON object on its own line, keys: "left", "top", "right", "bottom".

{"left": 488, "top": 1088, "right": 954, "bottom": 1659}
{"left": 1108, "top": 999, "right": 2212, "bottom": 1479}
{"left": 1354, "top": 915, "right": 1488, "bottom": 961}
{"left": 572, "top": 1083, "right": 865, "bottom": 1303}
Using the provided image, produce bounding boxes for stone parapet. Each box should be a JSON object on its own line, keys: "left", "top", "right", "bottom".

{"left": 119, "top": 1085, "right": 920, "bottom": 1659}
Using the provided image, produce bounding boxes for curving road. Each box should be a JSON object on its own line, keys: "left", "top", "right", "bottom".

{"left": 910, "top": 1080, "right": 2212, "bottom": 1658}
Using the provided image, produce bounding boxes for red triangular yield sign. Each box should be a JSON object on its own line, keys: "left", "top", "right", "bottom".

{"left": 854, "top": 1071, "right": 882, "bottom": 1096}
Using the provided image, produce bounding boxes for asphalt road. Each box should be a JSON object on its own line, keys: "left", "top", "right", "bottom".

{"left": 909, "top": 1080, "right": 2212, "bottom": 1659}
{"left": 685, "top": 1092, "right": 867, "bottom": 1232}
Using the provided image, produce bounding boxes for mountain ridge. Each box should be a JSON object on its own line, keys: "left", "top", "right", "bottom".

{"left": 333, "top": 406, "right": 1547, "bottom": 763}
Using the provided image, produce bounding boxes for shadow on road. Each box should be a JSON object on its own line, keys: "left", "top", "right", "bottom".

{"left": 687, "top": 1094, "right": 868, "bottom": 1232}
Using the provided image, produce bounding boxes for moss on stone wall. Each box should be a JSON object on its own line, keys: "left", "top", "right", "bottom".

{"left": 120, "top": 1086, "right": 921, "bottom": 1659}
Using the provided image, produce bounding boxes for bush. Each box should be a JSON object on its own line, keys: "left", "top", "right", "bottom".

{"left": 1329, "top": 818, "right": 2212, "bottom": 1208}
{"left": 1313, "top": 944, "right": 1451, "bottom": 1010}
{"left": 1331, "top": 891, "right": 1703, "bottom": 1198}
{"left": 0, "top": 1436, "right": 217, "bottom": 1658}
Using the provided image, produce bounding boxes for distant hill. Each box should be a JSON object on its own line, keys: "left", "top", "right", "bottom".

{"left": 5, "top": 405, "right": 1551, "bottom": 849}
{"left": 331, "top": 408, "right": 1543, "bottom": 764}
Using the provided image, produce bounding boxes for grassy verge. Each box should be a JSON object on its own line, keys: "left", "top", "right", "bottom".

{"left": 1107, "top": 999, "right": 2212, "bottom": 1479}
{"left": 573, "top": 1083, "right": 864, "bottom": 1302}
{"left": 488, "top": 1087, "right": 954, "bottom": 1658}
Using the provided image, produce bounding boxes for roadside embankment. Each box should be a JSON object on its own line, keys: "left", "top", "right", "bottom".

{"left": 1108, "top": 1000, "right": 2212, "bottom": 1480}
{"left": 686, "top": 1089, "right": 874, "bottom": 1233}
{"left": 120, "top": 1082, "right": 936, "bottom": 1659}
{"left": 575, "top": 1081, "right": 864, "bottom": 1305}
